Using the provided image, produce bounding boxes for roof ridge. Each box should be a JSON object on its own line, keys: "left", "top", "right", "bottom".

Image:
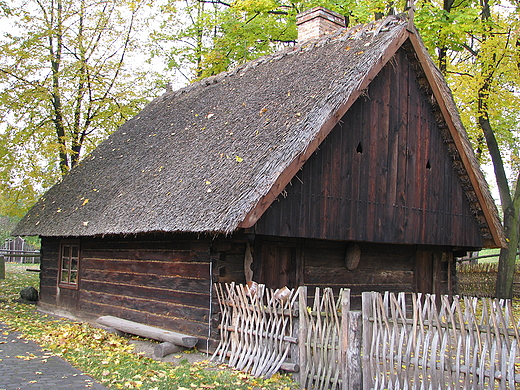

{"left": 152, "top": 14, "right": 408, "bottom": 106}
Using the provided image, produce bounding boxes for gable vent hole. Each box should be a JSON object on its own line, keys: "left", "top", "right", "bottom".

{"left": 356, "top": 142, "right": 363, "bottom": 154}
{"left": 426, "top": 160, "right": 431, "bottom": 170}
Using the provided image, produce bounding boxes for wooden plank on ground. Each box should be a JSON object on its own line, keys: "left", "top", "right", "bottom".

{"left": 96, "top": 315, "right": 198, "bottom": 348}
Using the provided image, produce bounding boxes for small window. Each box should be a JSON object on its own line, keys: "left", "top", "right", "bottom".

{"left": 59, "top": 242, "right": 80, "bottom": 288}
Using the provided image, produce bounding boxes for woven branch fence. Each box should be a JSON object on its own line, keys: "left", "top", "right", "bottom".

{"left": 458, "top": 263, "right": 520, "bottom": 298}
{"left": 363, "top": 292, "right": 520, "bottom": 389}
{"left": 212, "top": 282, "right": 299, "bottom": 377}
{"left": 213, "top": 283, "right": 520, "bottom": 390}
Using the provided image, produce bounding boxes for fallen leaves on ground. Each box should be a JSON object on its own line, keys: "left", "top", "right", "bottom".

{"left": 0, "top": 264, "right": 298, "bottom": 389}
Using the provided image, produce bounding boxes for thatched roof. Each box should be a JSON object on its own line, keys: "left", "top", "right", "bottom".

{"left": 13, "top": 15, "right": 505, "bottom": 247}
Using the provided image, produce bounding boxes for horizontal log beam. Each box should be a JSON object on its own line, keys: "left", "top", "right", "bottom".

{"left": 97, "top": 315, "right": 198, "bottom": 348}
{"left": 220, "top": 325, "right": 298, "bottom": 343}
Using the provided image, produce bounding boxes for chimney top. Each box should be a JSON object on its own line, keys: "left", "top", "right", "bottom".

{"left": 296, "top": 7, "right": 346, "bottom": 43}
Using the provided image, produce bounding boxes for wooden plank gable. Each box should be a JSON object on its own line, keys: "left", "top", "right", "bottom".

{"left": 255, "top": 48, "right": 483, "bottom": 248}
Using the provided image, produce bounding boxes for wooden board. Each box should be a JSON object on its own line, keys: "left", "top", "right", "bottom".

{"left": 254, "top": 48, "right": 483, "bottom": 248}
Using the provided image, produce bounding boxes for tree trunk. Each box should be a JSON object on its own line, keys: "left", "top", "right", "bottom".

{"left": 496, "top": 203, "right": 519, "bottom": 298}
{"left": 479, "top": 113, "right": 518, "bottom": 299}
{"left": 476, "top": 0, "right": 518, "bottom": 298}
{"left": 437, "top": 0, "right": 455, "bottom": 73}
{"left": 48, "top": 0, "right": 69, "bottom": 174}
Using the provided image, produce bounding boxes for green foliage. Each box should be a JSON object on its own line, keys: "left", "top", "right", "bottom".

{"left": 0, "top": 0, "right": 159, "bottom": 216}
{"left": 0, "top": 215, "right": 19, "bottom": 242}
{"left": 151, "top": 0, "right": 417, "bottom": 82}
{"left": 0, "top": 215, "right": 40, "bottom": 248}
{"left": 0, "top": 264, "right": 297, "bottom": 389}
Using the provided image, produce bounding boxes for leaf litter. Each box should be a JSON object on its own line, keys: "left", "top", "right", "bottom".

{"left": 0, "top": 264, "right": 298, "bottom": 389}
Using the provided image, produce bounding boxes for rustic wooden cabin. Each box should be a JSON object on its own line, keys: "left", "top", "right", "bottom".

{"left": 14, "top": 9, "right": 505, "bottom": 349}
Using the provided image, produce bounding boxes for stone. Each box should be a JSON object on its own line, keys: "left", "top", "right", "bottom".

{"left": 20, "top": 286, "right": 39, "bottom": 301}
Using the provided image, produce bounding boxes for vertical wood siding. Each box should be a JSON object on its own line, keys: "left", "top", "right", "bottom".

{"left": 255, "top": 48, "right": 483, "bottom": 248}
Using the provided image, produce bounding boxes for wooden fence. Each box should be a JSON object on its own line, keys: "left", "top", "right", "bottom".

{"left": 362, "top": 292, "right": 520, "bottom": 389}
{"left": 0, "top": 236, "right": 40, "bottom": 263}
{"left": 213, "top": 283, "right": 520, "bottom": 390}
{"left": 457, "top": 262, "right": 520, "bottom": 298}
{"left": 212, "top": 283, "right": 299, "bottom": 377}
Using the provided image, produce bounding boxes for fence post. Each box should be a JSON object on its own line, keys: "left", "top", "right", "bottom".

{"left": 340, "top": 289, "right": 350, "bottom": 390}
{"left": 291, "top": 288, "right": 301, "bottom": 385}
{"left": 0, "top": 255, "right": 4, "bottom": 280}
{"left": 298, "top": 286, "right": 308, "bottom": 389}
{"left": 347, "top": 311, "right": 362, "bottom": 390}
{"left": 361, "top": 292, "right": 374, "bottom": 390}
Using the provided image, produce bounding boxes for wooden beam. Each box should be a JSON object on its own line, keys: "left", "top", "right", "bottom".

{"left": 238, "top": 28, "right": 411, "bottom": 228}
{"left": 346, "top": 311, "right": 363, "bottom": 390}
{"left": 97, "top": 315, "right": 198, "bottom": 348}
{"left": 154, "top": 342, "right": 183, "bottom": 358}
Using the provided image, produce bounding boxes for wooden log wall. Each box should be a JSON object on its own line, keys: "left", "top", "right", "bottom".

{"left": 39, "top": 232, "right": 454, "bottom": 349}
{"left": 249, "top": 235, "right": 453, "bottom": 307}
{"left": 255, "top": 48, "right": 483, "bottom": 248}
{"left": 39, "top": 237, "right": 61, "bottom": 308}
{"left": 303, "top": 240, "right": 415, "bottom": 300}
{"left": 40, "top": 234, "right": 217, "bottom": 349}
{"left": 212, "top": 234, "right": 249, "bottom": 286}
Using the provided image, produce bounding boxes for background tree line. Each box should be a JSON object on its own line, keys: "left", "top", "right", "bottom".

{"left": 0, "top": 0, "right": 518, "bottom": 297}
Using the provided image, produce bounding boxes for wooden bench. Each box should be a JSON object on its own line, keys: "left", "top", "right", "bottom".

{"left": 96, "top": 315, "right": 198, "bottom": 357}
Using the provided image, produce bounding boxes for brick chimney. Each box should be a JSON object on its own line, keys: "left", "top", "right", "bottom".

{"left": 296, "top": 7, "right": 346, "bottom": 43}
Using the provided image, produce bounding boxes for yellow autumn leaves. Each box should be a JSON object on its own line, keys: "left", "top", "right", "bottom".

{"left": 0, "top": 264, "right": 298, "bottom": 390}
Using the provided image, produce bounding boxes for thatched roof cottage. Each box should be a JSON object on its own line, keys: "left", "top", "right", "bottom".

{"left": 14, "top": 8, "right": 504, "bottom": 349}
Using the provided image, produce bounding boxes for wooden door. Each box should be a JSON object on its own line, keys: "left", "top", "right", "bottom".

{"left": 254, "top": 238, "right": 303, "bottom": 289}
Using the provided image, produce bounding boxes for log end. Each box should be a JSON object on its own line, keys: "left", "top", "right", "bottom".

{"left": 181, "top": 336, "right": 198, "bottom": 348}
{"left": 154, "top": 342, "right": 183, "bottom": 358}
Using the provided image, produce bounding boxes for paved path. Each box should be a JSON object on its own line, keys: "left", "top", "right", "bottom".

{"left": 0, "top": 322, "right": 109, "bottom": 390}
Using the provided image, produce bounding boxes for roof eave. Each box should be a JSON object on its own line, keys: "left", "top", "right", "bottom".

{"left": 407, "top": 28, "right": 505, "bottom": 249}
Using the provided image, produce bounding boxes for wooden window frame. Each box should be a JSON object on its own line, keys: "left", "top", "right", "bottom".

{"left": 58, "top": 241, "right": 80, "bottom": 289}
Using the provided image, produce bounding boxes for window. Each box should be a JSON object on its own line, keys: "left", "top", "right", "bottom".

{"left": 59, "top": 242, "right": 80, "bottom": 287}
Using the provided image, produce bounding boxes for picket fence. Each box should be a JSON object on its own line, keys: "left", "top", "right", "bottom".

{"left": 212, "top": 283, "right": 520, "bottom": 390}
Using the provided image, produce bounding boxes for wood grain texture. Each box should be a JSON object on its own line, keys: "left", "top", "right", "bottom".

{"left": 39, "top": 234, "right": 214, "bottom": 344}
{"left": 254, "top": 48, "right": 483, "bottom": 248}
{"left": 97, "top": 315, "right": 198, "bottom": 347}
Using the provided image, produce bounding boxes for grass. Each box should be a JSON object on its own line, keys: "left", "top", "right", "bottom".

{"left": 466, "top": 248, "right": 520, "bottom": 264}
{"left": 0, "top": 263, "right": 297, "bottom": 390}
{"left": 475, "top": 248, "right": 501, "bottom": 263}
